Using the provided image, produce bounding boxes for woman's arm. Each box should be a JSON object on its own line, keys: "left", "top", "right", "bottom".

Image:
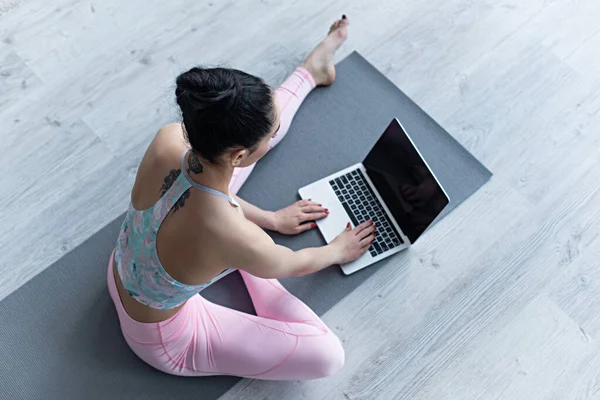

{"left": 223, "top": 218, "right": 376, "bottom": 279}
{"left": 234, "top": 195, "right": 329, "bottom": 235}
{"left": 232, "top": 195, "right": 277, "bottom": 231}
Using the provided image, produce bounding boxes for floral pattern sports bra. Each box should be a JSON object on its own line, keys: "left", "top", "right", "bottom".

{"left": 114, "top": 149, "right": 238, "bottom": 310}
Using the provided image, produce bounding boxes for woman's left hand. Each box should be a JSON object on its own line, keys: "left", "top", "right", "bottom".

{"left": 272, "top": 199, "right": 329, "bottom": 235}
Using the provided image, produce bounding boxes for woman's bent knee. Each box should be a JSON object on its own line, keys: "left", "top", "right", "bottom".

{"left": 312, "top": 333, "right": 345, "bottom": 378}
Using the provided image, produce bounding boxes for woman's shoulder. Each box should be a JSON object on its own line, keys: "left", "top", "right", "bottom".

{"left": 148, "top": 123, "right": 188, "bottom": 159}
{"left": 130, "top": 123, "right": 188, "bottom": 210}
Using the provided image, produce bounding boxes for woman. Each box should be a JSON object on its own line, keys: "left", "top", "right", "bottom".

{"left": 107, "top": 15, "right": 376, "bottom": 380}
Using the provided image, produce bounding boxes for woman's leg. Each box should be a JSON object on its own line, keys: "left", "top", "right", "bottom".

{"left": 228, "top": 67, "right": 316, "bottom": 194}
{"left": 189, "top": 271, "right": 345, "bottom": 380}
{"left": 145, "top": 274, "right": 344, "bottom": 380}
{"left": 108, "top": 250, "right": 343, "bottom": 380}
{"left": 228, "top": 15, "right": 349, "bottom": 195}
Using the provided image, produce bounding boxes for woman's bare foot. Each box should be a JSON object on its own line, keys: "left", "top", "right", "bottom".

{"left": 301, "top": 15, "right": 349, "bottom": 86}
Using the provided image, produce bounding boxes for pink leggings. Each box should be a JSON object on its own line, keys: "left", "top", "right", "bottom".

{"left": 108, "top": 67, "right": 345, "bottom": 380}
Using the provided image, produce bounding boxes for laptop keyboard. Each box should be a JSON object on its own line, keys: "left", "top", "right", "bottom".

{"left": 330, "top": 169, "right": 404, "bottom": 257}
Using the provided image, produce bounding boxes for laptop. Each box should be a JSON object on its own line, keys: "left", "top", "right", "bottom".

{"left": 298, "top": 118, "right": 450, "bottom": 275}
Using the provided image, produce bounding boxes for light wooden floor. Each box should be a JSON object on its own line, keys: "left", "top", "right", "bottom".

{"left": 2, "top": 0, "right": 600, "bottom": 399}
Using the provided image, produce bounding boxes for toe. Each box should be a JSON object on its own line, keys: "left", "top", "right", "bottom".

{"left": 329, "top": 21, "right": 343, "bottom": 34}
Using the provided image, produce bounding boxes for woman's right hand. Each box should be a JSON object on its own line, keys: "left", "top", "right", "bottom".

{"left": 329, "top": 220, "right": 377, "bottom": 265}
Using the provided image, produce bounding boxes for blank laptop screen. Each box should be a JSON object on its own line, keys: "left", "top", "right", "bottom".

{"left": 363, "top": 119, "right": 449, "bottom": 244}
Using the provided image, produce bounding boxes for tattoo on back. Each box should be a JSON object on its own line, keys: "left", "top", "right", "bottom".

{"left": 161, "top": 169, "right": 181, "bottom": 196}
{"left": 172, "top": 189, "right": 190, "bottom": 214}
{"left": 160, "top": 169, "right": 190, "bottom": 214}
{"left": 187, "top": 152, "right": 203, "bottom": 174}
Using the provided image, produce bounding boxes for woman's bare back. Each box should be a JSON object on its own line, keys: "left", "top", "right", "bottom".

{"left": 113, "top": 123, "right": 245, "bottom": 323}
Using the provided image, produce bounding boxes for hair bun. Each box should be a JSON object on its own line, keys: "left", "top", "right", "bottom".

{"left": 173, "top": 66, "right": 275, "bottom": 164}
{"left": 175, "top": 67, "right": 240, "bottom": 113}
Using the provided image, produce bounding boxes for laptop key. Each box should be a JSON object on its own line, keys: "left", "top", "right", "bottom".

{"left": 381, "top": 243, "right": 389, "bottom": 252}
{"left": 341, "top": 202, "right": 359, "bottom": 227}
{"left": 341, "top": 175, "right": 348, "bottom": 184}
{"left": 372, "top": 242, "right": 382, "bottom": 253}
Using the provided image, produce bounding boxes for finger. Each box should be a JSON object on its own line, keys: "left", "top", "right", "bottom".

{"left": 301, "top": 205, "right": 327, "bottom": 213}
{"left": 299, "top": 199, "right": 323, "bottom": 208}
{"left": 352, "top": 219, "right": 374, "bottom": 234}
{"left": 296, "top": 222, "right": 317, "bottom": 233}
{"left": 359, "top": 231, "right": 376, "bottom": 245}
{"left": 301, "top": 212, "right": 328, "bottom": 222}
{"left": 358, "top": 226, "right": 376, "bottom": 241}
{"left": 360, "top": 241, "right": 372, "bottom": 251}
{"left": 360, "top": 238, "right": 375, "bottom": 249}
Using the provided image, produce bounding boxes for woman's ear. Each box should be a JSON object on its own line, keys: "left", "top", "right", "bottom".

{"left": 230, "top": 148, "right": 247, "bottom": 167}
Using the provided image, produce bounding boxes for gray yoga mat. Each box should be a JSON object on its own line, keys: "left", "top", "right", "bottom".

{"left": 0, "top": 52, "right": 491, "bottom": 400}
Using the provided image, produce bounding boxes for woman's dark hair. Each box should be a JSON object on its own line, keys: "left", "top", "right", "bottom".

{"left": 175, "top": 67, "right": 276, "bottom": 164}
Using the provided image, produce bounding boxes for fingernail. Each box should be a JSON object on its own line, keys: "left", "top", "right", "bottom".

{"left": 347, "top": 222, "right": 351, "bottom": 228}
{"left": 308, "top": 198, "right": 312, "bottom": 201}
{"left": 318, "top": 204, "right": 322, "bottom": 207}
{"left": 325, "top": 208, "right": 329, "bottom": 212}
{"left": 311, "top": 223, "right": 317, "bottom": 228}
{"left": 342, "top": 14, "right": 346, "bottom": 19}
